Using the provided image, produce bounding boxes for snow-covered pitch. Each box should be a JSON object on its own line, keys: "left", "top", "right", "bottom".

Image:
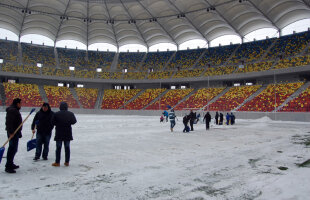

{"left": 1, "top": 113, "right": 310, "bottom": 200}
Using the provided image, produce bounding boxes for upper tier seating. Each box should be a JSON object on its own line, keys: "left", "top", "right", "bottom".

{"left": 126, "top": 88, "right": 166, "bottom": 110}
{"left": 2, "top": 62, "right": 40, "bottom": 75}
{"left": 229, "top": 39, "right": 274, "bottom": 64}
{"left": 44, "top": 85, "right": 79, "bottom": 108}
{"left": 57, "top": 48, "right": 87, "bottom": 69}
{"left": 265, "top": 32, "right": 310, "bottom": 60}
{"left": 238, "top": 82, "right": 304, "bottom": 112}
{"left": 123, "top": 72, "right": 147, "bottom": 80}
{"left": 117, "top": 52, "right": 145, "bottom": 71}
{"left": 22, "top": 43, "right": 56, "bottom": 66}
{"left": 87, "top": 51, "right": 115, "bottom": 71}
{"left": 141, "top": 51, "right": 174, "bottom": 71}
{"left": 280, "top": 86, "right": 310, "bottom": 112}
{"left": 147, "top": 71, "right": 173, "bottom": 79}
{"left": 173, "top": 69, "right": 204, "bottom": 78}
{"left": 166, "top": 49, "right": 204, "bottom": 70}
{"left": 273, "top": 55, "right": 310, "bottom": 69}
{"left": 101, "top": 89, "right": 141, "bottom": 109}
{"left": 174, "top": 87, "right": 225, "bottom": 110}
{"left": 145, "top": 89, "right": 193, "bottom": 110}
{"left": 75, "top": 87, "right": 98, "bottom": 109}
{"left": 236, "top": 61, "right": 273, "bottom": 73}
{"left": 204, "top": 65, "right": 236, "bottom": 76}
{"left": 197, "top": 45, "right": 237, "bottom": 67}
{"left": 3, "top": 82, "right": 43, "bottom": 107}
{"left": 208, "top": 85, "right": 261, "bottom": 111}
{"left": 0, "top": 40, "right": 18, "bottom": 61}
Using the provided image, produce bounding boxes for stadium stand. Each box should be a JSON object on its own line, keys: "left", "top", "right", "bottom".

{"left": 174, "top": 87, "right": 225, "bottom": 110}
{"left": 87, "top": 51, "right": 115, "bottom": 71}
{"left": 208, "top": 85, "right": 262, "bottom": 111}
{"left": 236, "top": 61, "right": 273, "bottom": 73}
{"left": 57, "top": 48, "right": 87, "bottom": 69}
{"left": 173, "top": 69, "right": 204, "bottom": 78}
{"left": 145, "top": 88, "right": 194, "bottom": 110}
{"left": 238, "top": 82, "right": 304, "bottom": 112}
{"left": 117, "top": 52, "right": 145, "bottom": 71}
{"left": 101, "top": 89, "right": 141, "bottom": 109}
{"left": 204, "top": 65, "right": 237, "bottom": 76}
{"left": 75, "top": 87, "right": 98, "bottom": 109}
{"left": 273, "top": 55, "right": 310, "bottom": 69}
{"left": 126, "top": 88, "right": 166, "bottom": 110}
{"left": 22, "top": 43, "right": 56, "bottom": 66}
{"left": 44, "top": 85, "right": 79, "bottom": 108}
{"left": 3, "top": 82, "right": 43, "bottom": 107}
{"left": 141, "top": 51, "right": 174, "bottom": 71}
{"left": 197, "top": 45, "right": 237, "bottom": 67}
{"left": 147, "top": 71, "right": 173, "bottom": 79}
{"left": 2, "top": 62, "right": 40, "bottom": 75}
{"left": 280, "top": 86, "right": 310, "bottom": 112}
{"left": 166, "top": 49, "right": 204, "bottom": 70}
{"left": 0, "top": 40, "right": 18, "bottom": 62}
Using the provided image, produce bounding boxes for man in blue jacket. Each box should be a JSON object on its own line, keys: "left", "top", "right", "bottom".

{"left": 51, "top": 102, "right": 77, "bottom": 167}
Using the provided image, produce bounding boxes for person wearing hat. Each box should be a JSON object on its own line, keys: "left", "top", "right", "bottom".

{"left": 5, "top": 98, "right": 22, "bottom": 173}
{"left": 31, "top": 102, "right": 54, "bottom": 161}
{"left": 51, "top": 102, "right": 77, "bottom": 167}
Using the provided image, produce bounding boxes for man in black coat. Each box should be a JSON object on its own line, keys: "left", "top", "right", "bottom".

{"left": 203, "top": 112, "right": 212, "bottom": 130}
{"left": 183, "top": 115, "right": 190, "bottom": 133}
{"left": 215, "top": 111, "right": 219, "bottom": 125}
{"left": 189, "top": 110, "right": 196, "bottom": 131}
{"left": 219, "top": 113, "right": 224, "bottom": 125}
{"left": 5, "top": 98, "right": 22, "bottom": 173}
{"left": 51, "top": 102, "right": 77, "bottom": 167}
{"left": 31, "top": 102, "right": 54, "bottom": 161}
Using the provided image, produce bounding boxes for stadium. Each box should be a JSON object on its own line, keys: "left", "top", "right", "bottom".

{"left": 0, "top": 0, "right": 310, "bottom": 199}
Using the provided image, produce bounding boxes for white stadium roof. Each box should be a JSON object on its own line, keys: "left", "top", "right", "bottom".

{"left": 0, "top": 0, "right": 309, "bottom": 48}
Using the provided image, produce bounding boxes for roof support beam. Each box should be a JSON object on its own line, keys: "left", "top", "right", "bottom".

{"left": 136, "top": 0, "right": 178, "bottom": 47}
{"left": 166, "top": 0, "right": 209, "bottom": 44}
{"left": 301, "top": 0, "right": 310, "bottom": 9}
{"left": 119, "top": 0, "right": 149, "bottom": 49}
{"left": 103, "top": 0, "right": 119, "bottom": 50}
{"left": 54, "top": 0, "right": 71, "bottom": 47}
{"left": 18, "top": 0, "right": 31, "bottom": 41}
{"left": 203, "top": 0, "right": 243, "bottom": 39}
{"left": 248, "top": 0, "right": 280, "bottom": 31}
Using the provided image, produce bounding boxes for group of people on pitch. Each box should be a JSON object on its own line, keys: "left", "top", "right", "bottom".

{"left": 4, "top": 98, "right": 76, "bottom": 173}
{"left": 164, "top": 109, "right": 236, "bottom": 133}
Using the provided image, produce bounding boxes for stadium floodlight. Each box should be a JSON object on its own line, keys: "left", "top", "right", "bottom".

{"left": 37, "top": 63, "right": 42, "bottom": 67}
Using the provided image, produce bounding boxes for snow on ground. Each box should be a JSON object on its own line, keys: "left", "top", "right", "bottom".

{"left": 0, "top": 112, "right": 310, "bottom": 200}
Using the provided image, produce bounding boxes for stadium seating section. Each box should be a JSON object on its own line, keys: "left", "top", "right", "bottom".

{"left": 238, "top": 82, "right": 304, "bottom": 112}
{"left": 142, "top": 51, "right": 174, "bottom": 71}
{"left": 75, "top": 87, "right": 98, "bottom": 109}
{"left": 117, "top": 52, "right": 145, "bottom": 71}
{"left": 126, "top": 88, "right": 166, "bottom": 110}
{"left": 280, "top": 86, "right": 310, "bottom": 112}
{"left": 175, "top": 87, "right": 225, "bottom": 110}
{"left": 166, "top": 49, "right": 204, "bottom": 70}
{"left": 3, "top": 82, "right": 43, "bottom": 107}
{"left": 22, "top": 43, "right": 56, "bottom": 66}
{"left": 208, "top": 85, "right": 261, "bottom": 111}
{"left": 145, "top": 89, "right": 194, "bottom": 110}
{"left": 44, "top": 85, "right": 79, "bottom": 108}
{"left": 0, "top": 40, "right": 18, "bottom": 61}
{"left": 101, "top": 89, "right": 142, "bottom": 109}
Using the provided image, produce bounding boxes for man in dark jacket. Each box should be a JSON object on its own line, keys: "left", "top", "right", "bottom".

{"left": 183, "top": 115, "right": 190, "bottom": 133}
{"left": 5, "top": 98, "right": 22, "bottom": 173}
{"left": 189, "top": 110, "right": 196, "bottom": 131}
{"left": 31, "top": 102, "right": 54, "bottom": 161}
{"left": 203, "top": 112, "right": 212, "bottom": 130}
{"left": 51, "top": 102, "right": 77, "bottom": 167}
{"left": 215, "top": 112, "right": 219, "bottom": 125}
{"left": 230, "top": 112, "right": 235, "bottom": 125}
{"left": 219, "top": 113, "right": 224, "bottom": 125}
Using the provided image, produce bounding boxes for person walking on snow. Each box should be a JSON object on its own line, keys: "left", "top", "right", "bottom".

{"left": 51, "top": 102, "right": 77, "bottom": 167}
{"left": 31, "top": 102, "right": 54, "bottom": 161}
{"left": 169, "top": 109, "right": 176, "bottom": 132}
{"left": 203, "top": 112, "right": 212, "bottom": 130}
